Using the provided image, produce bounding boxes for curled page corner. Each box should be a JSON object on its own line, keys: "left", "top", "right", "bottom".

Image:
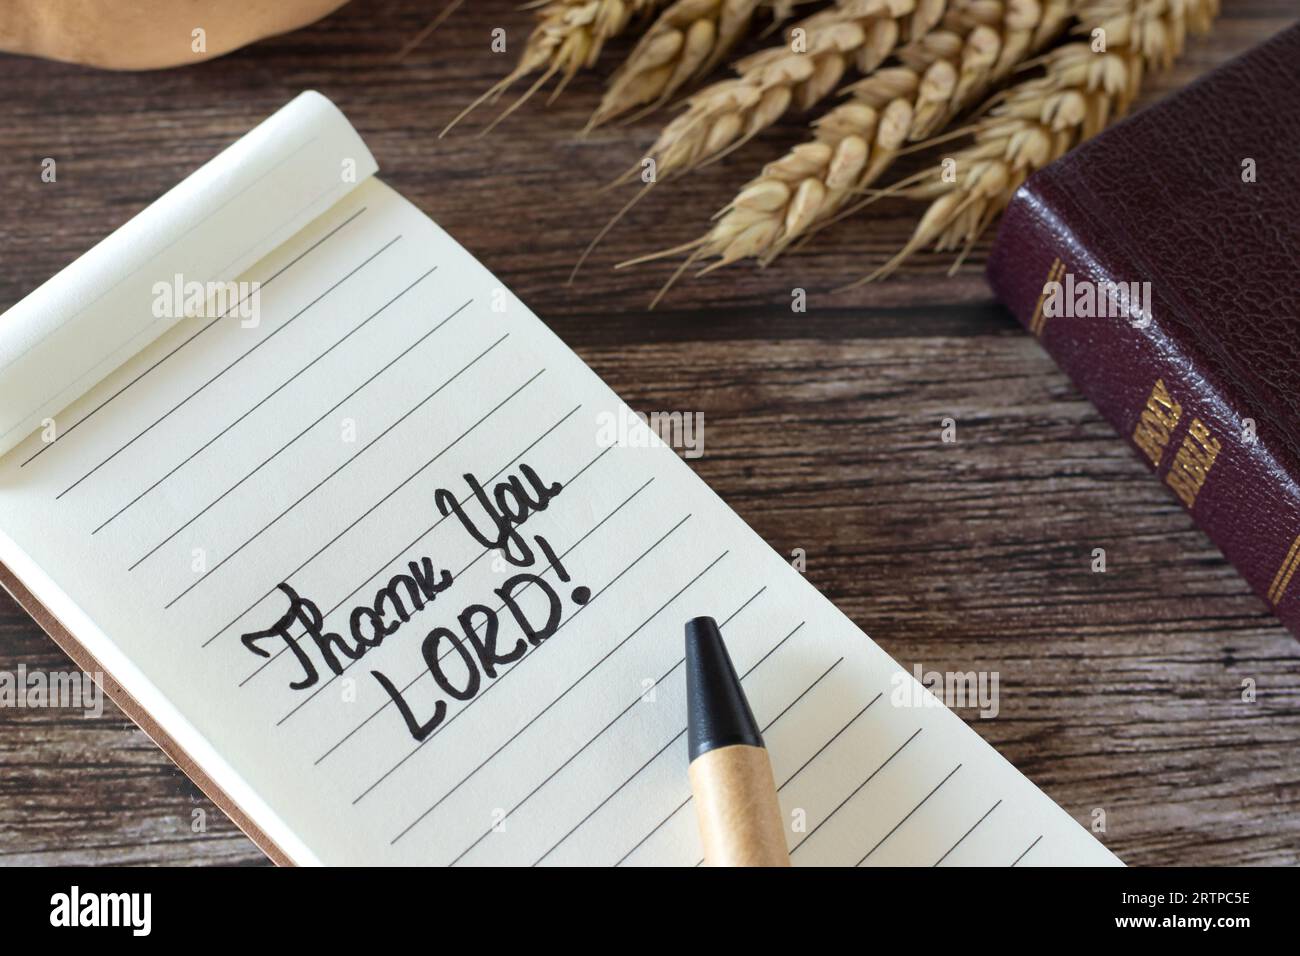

{"left": 0, "top": 90, "right": 378, "bottom": 459}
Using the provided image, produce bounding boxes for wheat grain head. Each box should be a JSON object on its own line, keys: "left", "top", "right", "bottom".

{"left": 850, "top": 0, "right": 1218, "bottom": 285}
{"left": 590, "top": 0, "right": 772, "bottom": 129}
{"left": 633, "top": 0, "right": 948, "bottom": 180}
{"left": 685, "top": 0, "right": 1066, "bottom": 271}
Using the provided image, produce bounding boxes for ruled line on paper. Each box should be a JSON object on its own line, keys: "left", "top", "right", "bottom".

{"left": 161, "top": 340, "right": 523, "bottom": 610}
{"left": 617, "top": 801, "right": 687, "bottom": 866}
{"left": 790, "top": 726, "right": 922, "bottom": 855}
{"left": 779, "top": 693, "right": 883, "bottom": 791}
{"left": 347, "top": 513, "right": 695, "bottom": 800}
{"left": 200, "top": 362, "right": 542, "bottom": 648}
{"left": 1012, "top": 834, "right": 1043, "bottom": 867}
{"left": 57, "top": 234, "right": 403, "bottom": 500}
{"left": 762, "top": 657, "right": 843, "bottom": 733}
{"left": 934, "top": 798, "right": 1002, "bottom": 867}
{"left": 277, "top": 456, "right": 645, "bottom": 726}
{"left": 120, "top": 282, "right": 458, "bottom": 558}
{"left": 529, "top": 617, "right": 806, "bottom": 867}
{"left": 857, "top": 762, "right": 962, "bottom": 865}
{"left": 0, "top": 134, "right": 323, "bottom": 384}
{"left": 616, "top": 687, "right": 884, "bottom": 866}
{"left": 98, "top": 264, "right": 444, "bottom": 539}
{"left": 394, "top": 548, "right": 733, "bottom": 850}
{"left": 240, "top": 404, "right": 585, "bottom": 688}
{"left": 19, "top": 206, "right": 369, "bottom": 469}
{"left": 541, "top": 757, "right": 685, "bottom": 861}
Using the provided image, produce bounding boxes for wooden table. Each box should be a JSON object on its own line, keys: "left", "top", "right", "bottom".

{"left": 1, "top": 0, "right": 1296, "bottom": 866}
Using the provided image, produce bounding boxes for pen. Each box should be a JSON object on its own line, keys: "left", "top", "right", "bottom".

{"left": 685, "top": 615, "right": 791, "bottom": 867}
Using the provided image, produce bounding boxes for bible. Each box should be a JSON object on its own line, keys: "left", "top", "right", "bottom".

{"left": 988, "top": 23, "right": 1300, "bottom": 638}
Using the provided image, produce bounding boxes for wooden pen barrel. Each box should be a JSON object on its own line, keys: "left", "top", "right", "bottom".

{"left": 689, "top": 743, "right": 791, "bottom": 867}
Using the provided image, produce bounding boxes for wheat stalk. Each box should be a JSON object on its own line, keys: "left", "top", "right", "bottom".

{"left": 626, "top": 0, "right": 949, "bottom": 180}
{"left": 443, "top": 0, "right": 668, "bottom": 136}
{"left": 394, "top": 0, "right": 467, "bottom": 61}
{"left": 684, "top": 0, "right": 1068, "bottom": 271}
{"left": 590, "top": 0, "right": 771, "bottom": 129}
{"left": 847, "top": 0, "right": 1217, "bottom": 285}
{"left": 576, "top": 0, "right": 946, "bottom": 281}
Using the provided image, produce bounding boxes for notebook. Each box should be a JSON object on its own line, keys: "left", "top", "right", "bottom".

{"left": 0, "top": 92, "right": 1119, "bottom": 866}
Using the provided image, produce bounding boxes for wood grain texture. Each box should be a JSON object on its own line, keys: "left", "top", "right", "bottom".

{"left": 0, "top": 0, "right": 1297, "bottom": 866}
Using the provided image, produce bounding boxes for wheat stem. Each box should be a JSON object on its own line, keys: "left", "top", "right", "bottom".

{"left": 393, "top": 0, "right": 466, "bottom": 61}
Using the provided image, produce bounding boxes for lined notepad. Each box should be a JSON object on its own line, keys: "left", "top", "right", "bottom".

{"left": 0, "top": 93, "right": 1119, "bottom": 866}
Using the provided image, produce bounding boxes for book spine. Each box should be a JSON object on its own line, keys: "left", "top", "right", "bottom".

{"left": 988, "top": 187, "right": 1300, "bottom": 638}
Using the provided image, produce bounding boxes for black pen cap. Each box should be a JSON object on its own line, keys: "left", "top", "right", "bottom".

{"left": 685, "top": 616, "right": 764, "bottom": 763}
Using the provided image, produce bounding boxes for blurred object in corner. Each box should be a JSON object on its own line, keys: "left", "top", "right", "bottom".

{"left": 0, "top": 0, "right": 351, "bottom": 70}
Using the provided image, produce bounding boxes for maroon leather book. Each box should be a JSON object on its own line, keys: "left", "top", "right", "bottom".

{"left": 987, "top": 22, "right": 1300, "bottom": 637}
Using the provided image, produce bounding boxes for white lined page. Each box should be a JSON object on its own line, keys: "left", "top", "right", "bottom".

{"left": 0, "top": 157, "right": 1119, "bottom": 868}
